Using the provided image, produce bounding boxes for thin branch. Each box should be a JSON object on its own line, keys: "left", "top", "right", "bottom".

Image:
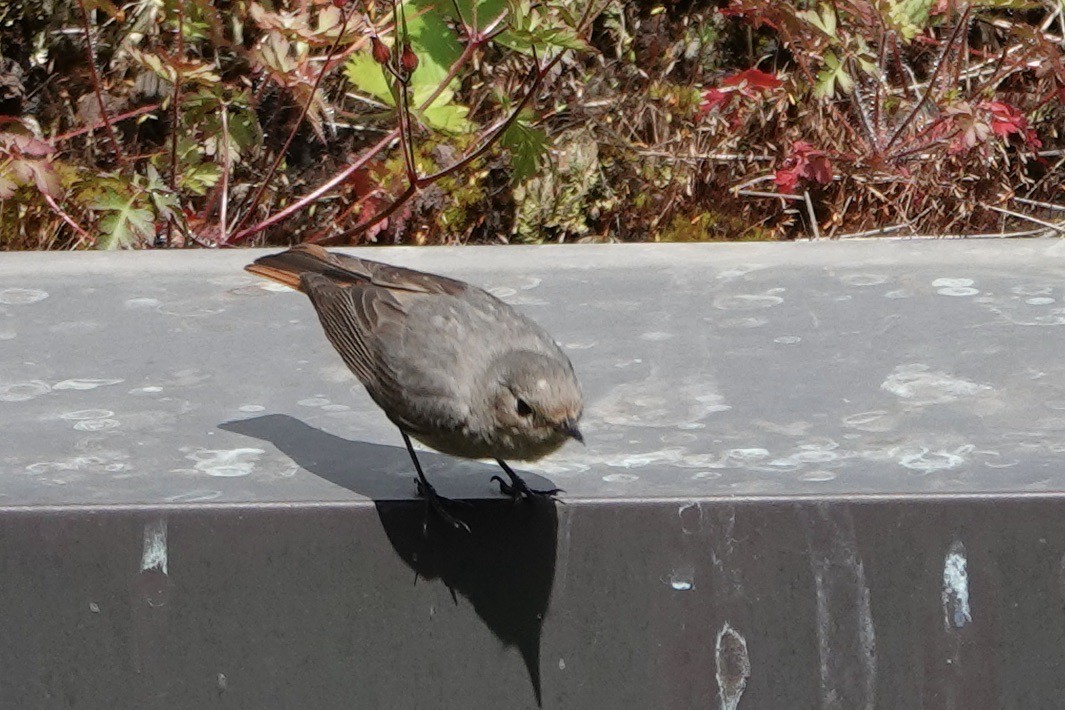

{"left": 166, "top": 0, "right": 186, "bottom": 247}
{"left": 397, "top": 81, "right": 419, "bottom": 184}
{"left": 43, "top": 193, "right": 92, "bottom": 245}
{"left": 803, "top": 190, "right": 821, "bottom": 240}
{"left": 836, "top": 224, "right": 911, "bottom": 239}
{"left": 885, "top": 6, "right": 971, "bottom": 154}
{"left": 872, "top": 26, "right": 888, "bottom": 138}
{"left": 310, "top": 183, "right": 416, "bottom": 244}
{"left": 450, "top": 0, "right": 468, "bottom": 29}
{"left": 219, "top": 100, "right": 231, "bottom": 246}
{"left": 736, "top": 189, "right": 804, "bottom": 201}
{"left": 984, "top": 204, "right": 1065, "bottom": 234}
{"left": 899, "top": 228, "right": 1052, "bottom": 240}
{"left": 635, "top": 149, "right": 774, "bottom": 162}
{"left": 169, "top": 0, "right": 184, "bottom": 192}
{"left": 52, "top": 103, "right": 160, "bottom": 143}
{"left": 849, "top": 58, "right": 879, "bottom": 151}
{"left": 387, "top": 0, "right": 419, "bottom": 185}
{"left": 225, "top": 130, "right": 400, "bottom": 245}
{"left": 74, "top": 0, "right": 125, "bottom": 164}
{"left": 1012, "top": 196, "right": 1065, "bottom": 212}
{"left": 304, "top": 185, "right": 386, "bottom": 242}
{"left": 730, "top": 173, "right": 777, "bottom": 192}
{"left": 229, "top": 6, "right": 354, "bottom": 237}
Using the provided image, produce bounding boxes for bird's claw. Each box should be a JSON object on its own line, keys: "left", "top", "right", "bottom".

{"left": 491, "top": 474, "right": 563, "bottom": 501}
{"left": 415, "top": 478, "right": 471, "bottom": 534}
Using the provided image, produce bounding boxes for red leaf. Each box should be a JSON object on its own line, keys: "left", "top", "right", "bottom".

{"left": 11, "top": 133, "right": 56, "bottom": 157}
{"left": 984, "top": 101, "right": 1023, "bottom": 137}
{"left": 775, "top": 141, "right": 833, "bottom": 193}
{"left": 981, "top": 101, "right": 1041, "bottom": 150}
{"left": 699, "top": 68, "right": 782, "bottom": 119}
{"left": 773, "top": 166, "right": 799, "bottom": 193}
{"left": 720, "top": 1, "right": 780, "bottom": 30}
{"left": 699, "top": 88, "right": 733, "bottom": 114}
{"left": 807, "top": 154, "right": 833, "bottom": 184}
{"left": 27, "top": 161, "right": 61, "bottom": 198}
{"left": 720, "top": 68, "right": 782, "bottom": 94}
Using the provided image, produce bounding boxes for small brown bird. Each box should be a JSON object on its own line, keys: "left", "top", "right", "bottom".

{"left": 246, "top": 244, "right": 583, "bottom": 531}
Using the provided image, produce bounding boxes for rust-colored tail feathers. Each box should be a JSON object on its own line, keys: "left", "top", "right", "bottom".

{"left": 246, "top": 244, "right": 467, "bottom": 296}
{"left": 245, "top": 244, "right": 362, "bottom": 291}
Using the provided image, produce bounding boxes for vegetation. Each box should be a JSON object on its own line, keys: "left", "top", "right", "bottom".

{"left": 0, "top": 0, "right": 1062, "bottom": 249}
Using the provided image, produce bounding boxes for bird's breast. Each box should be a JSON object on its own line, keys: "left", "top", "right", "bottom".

{"left": 411, "top": 427, "right": 568, "bottom": 462}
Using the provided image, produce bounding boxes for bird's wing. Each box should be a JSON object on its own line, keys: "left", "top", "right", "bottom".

{"left": 298, "top": 272, "right": 466, "bottom": 436}
{"left": 298, "top": 273, "right": 402, "bottom": 391}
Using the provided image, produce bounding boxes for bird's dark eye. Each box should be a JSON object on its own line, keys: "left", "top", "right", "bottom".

{"left": 516, "top": 398, "right": 533, "bottom": 417}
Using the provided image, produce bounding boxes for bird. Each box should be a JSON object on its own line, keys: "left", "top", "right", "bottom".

{"left": 245, "top": 244, "right": 583, "bottom": 531}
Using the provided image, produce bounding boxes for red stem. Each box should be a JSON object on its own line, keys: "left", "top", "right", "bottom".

{"left": 43, "top": 193, "right": 92, "bottom": 245}
{"left": 225, "top": 10, "right": 489, "bottom": 245}
{"left": 52, "top": 103, "right": 161, "bottom": 143}
{"left": 330, "top": 50, "right": 551, "bottom": 243}
{"left": 227, "top": 3, "right": 597, "bottom": 246}
{"left": 74, "top": 0, "right": 125, "bottom": 164}
{"left": 884, "top": 7, "right": 971, "bottom": 154}
{"left": 225, "top": 129, "right": 400, "bottom": 245}
{"left": 228, "top": 7, "right": 354, "bottom": 238}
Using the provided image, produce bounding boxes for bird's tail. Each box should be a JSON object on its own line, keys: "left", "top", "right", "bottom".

{"left": 245, "top": 244, "right": 366, "bottom": 291}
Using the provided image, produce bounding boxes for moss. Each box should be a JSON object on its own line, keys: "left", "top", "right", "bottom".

{"left": 512, "top": 128, "right": 618, "bottom": 243}
{"left": 656, "top": 211, "right": 775, "bottom": 242}
{"left": 436, "top": 173, "right": 487, "bottom": 235}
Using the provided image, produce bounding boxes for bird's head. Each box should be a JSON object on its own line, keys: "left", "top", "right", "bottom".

{"left": 486, "top": 349, "right": 583, "bottom": 458}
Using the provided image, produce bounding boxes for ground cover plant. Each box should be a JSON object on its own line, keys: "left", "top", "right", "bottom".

{"left": 0, "top": 0, "right": 1062, "bottom": 248}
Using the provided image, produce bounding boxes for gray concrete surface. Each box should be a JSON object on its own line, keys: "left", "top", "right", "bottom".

{"left": 5, "top": 240, "right": 1065, "bottom": 709}
{"left": 3, "top": 240, "right": 1065, "bottom": 505}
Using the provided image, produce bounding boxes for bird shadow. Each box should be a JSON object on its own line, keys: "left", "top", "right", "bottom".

{"left": 219, "top": 414, "right": 558, "bottom": 706}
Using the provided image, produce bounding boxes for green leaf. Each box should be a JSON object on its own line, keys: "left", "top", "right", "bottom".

{"left": 345, "top": 17, "right": 473, "bottom": 134}
{"left": 422, "top": 0, "right": 507, "bottom": 31}
{"left": 345, "top": 2, "right": 474, "bottom": 134}
{"left": 257, "top": 33, "right": 297, "bottom": 75}
{"left": 798, "top": 4, "right": 837, "bottom": 37}
{"left": 344, "top": 52, "right": 395, "bottom": 105}
{"left": 539, "top": 26, "right": 587, "bottom": 51}
{"left": 886, "top": 0, "right": 933, "bottom": 41}
{"left": 179, "top": 162, "right": 222, "bottom": 196}
{"left": 405, "top": 4, "right": 462, "bottom": 78}
{"left": 127, "top": 47, "right": 177, "bottom": 84}
{"left": 90, "top": 192, "right": 155, "bottom": 249}
{"left": 493, "top": 0, "right": 585, "bottom": 53}
{"left": 502, "top": 117, "right": 548, "bottom": 181}
{"left": 226, "top": 106, "right": 264, "bottom": 158}
{"left": 143, "top": 165, "right": 180, "bottom": 221}
{"left": 815, "top": 51, "right": 854, "bottom": 98}
{"left": 421, "top": 103, "right": 473, "bottom": 133}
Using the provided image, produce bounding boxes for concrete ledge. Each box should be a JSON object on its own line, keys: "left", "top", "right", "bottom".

{"left": 3, "top": 241, "right": 1065, "bottom": 707}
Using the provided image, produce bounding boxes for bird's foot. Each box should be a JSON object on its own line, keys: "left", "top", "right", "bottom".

{"left": 490, "top": 474, "right": 563, "bottom": 502}
{"left": 415, "top": 478, "right": 471, "bottom": 534}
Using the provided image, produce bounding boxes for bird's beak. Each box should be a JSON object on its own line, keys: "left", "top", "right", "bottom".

{"left": 561, "top": 419, "right": 584, "bottom": 444}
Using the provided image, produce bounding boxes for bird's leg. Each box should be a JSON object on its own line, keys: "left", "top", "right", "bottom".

{"left": 491, "top": 459, "right": 563, "bottom": 500}
{"left": 401, "top": 431, "right": 470, "bottom": 534}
